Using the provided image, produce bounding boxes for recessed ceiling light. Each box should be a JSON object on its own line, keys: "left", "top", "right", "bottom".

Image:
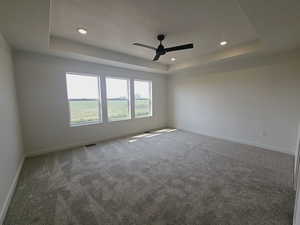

{"left": 220, "top": 41, "right": 227, "bottom": 46}
{"left": 77, "top": 28, "right": 87, "bottom": 35}
{"left": 171, "top": 57, "right": 176, "bottom": 61}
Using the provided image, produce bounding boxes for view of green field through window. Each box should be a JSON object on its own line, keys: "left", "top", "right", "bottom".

{"left": 66, "top": 74, "right": 152, "bottom": 125}
{"left": 66, "top": 74, "right": 101, "bottom": 125}
{"left": 134, "top": 80, "right": 152, "bottom": 117}
{"left": 106, "top": 77, "right": 130, "bottom": 121}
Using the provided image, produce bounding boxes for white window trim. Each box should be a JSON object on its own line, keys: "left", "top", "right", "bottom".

{"left": 134, "top": 79, "right": 153, "bottom": 119}
{"left": 66, "top": 73, "right": 102, "bottom": 127}
{"left": 66, "top": 73, "right": 154, "bottom": 126}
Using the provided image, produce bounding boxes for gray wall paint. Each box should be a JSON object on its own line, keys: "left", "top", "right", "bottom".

{"left": 0, "top": 34, "right": 24, "bottom": 221}
{"left": 14, "top": 51, "right": 168, "bottom": 155}
{"left": 168, "top": 59, "right": 300, "bottom": 155}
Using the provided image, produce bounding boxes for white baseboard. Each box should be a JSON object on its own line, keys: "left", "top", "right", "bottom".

{"left": 178, "top": 128, "right": 294, "bottom": 156}
{"left": 26, "top": 139, "right": 97, "bottom": 157}
{"left": 26, "top": 126, "right": 294, "bottom": 157}
{"left": 26, "top": 127, "right": 168, "bottom": 157}
{"left": 0, "top": 156, "right": 24, "bottom": 225}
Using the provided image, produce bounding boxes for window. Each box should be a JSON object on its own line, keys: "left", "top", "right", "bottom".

{"left": 134, "top": 80, "right": 152, "bottom": 118}
{"left": 66, "top": 74, "right": 153, "bottom": 125}
{"left": 66, "top": 73, "right": 101, "bottom": 126}
{"left": 106, "top": 77, "right": 131, "bottom": 121}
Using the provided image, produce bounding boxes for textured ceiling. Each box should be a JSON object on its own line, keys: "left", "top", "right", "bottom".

{"left": 1, "top": 0, "right": 300, "bottom": 73}
{"left": 51, "top": 0, "right": 258, "bottom": 64}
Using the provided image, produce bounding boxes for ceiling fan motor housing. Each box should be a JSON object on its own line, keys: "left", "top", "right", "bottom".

{"left": 157, "top": 34, "right": 165, "bottom": 42}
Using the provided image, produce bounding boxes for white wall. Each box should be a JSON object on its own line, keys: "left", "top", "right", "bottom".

{"left": 14, "top": 51, "right": 168, "bottom": 156}
{"left": 0, "top": 34, "right": 24, "bottom": 223}
{"left": 168, "top": 58, "right": 300, "bottom": 155}
{"left": 294, "top": 125, "right": 300, "bottom": 225}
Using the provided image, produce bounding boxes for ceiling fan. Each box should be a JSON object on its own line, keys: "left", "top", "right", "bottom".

{"left": 133, "top": 34, "right": 194, "bottom": 61}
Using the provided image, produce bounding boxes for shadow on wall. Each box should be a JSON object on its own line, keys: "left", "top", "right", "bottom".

{"left": 128, "top": 129, "right": 177, "bottom": 143}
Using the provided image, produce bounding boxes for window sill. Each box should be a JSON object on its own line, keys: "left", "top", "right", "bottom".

{"left": 135, "top": 115, "right": 152, "bottom": 119}
{"left": 70, "top": 121, "right": 102, "bottom": 127}
{"left": 108, "top": 117, "right": 132, "bottom": 123}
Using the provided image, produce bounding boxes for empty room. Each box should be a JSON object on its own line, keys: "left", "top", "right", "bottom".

{"left": 1, "top": 0, "right": 300, "bottom": 224}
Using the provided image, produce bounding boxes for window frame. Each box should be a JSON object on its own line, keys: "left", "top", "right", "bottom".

{"left": 105, "top": 76, "right": 132, "bottom": 122}
{"left": 66, "top": 72, "right": 102, "bottom": 127}
{"left": 134, "top": 79, "right": 153, "bottom": 119}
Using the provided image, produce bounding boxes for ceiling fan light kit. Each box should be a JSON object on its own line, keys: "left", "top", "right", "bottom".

{"left": 133, "top": 34, "right": 194, "bottom": 61}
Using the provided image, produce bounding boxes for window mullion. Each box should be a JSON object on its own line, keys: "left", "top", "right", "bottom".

{"left": 150, "top": 81, "right": 153, "bottom": 116}
{"left": 130, "top": 79, "right": 135, "bottom": 119}
{"left": 97, "top": 76, "right": 102, "bottom": 123}
{"left": 100, "top": 75, "right": 108, "bottom": 123}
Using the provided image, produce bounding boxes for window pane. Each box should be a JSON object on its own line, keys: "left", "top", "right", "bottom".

{"left": 134, "top": 80, "right": 152, "bottom": 117}
{"left": 135, "top": 99, "right": 151, "bottom": 117}
{"left": 66, "top": 74, "right": 99, "bottom": 99}
{"left": 69, "top": 100, "right": 99, "bottom": 124}
{"left": 66, "top": 74, "right": 101, "bottom": 125}
{"left": 106, "top": 78, "right": 130, "bottom": 121}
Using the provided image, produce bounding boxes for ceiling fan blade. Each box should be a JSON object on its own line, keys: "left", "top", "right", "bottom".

{"left": 153, "top": 54, "right": 160, "bottom": 61}
{"left": 165, "top": 43, "right": 194, "bottom": 52}
{"left": 133, "top": 43, "right": 156, "bottom": 50}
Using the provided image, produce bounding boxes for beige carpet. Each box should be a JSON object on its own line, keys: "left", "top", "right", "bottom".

{"left": 4, "top": 129, "right": 295, "bottom": 225}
